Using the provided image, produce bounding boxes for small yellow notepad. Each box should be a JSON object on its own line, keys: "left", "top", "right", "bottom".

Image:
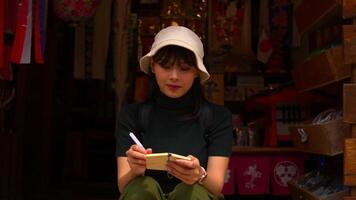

{"left": 145, "top": 153, "right": 191, "bottom": 171}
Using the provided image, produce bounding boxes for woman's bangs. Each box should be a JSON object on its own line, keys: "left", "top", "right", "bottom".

{"left": 152, "top": 45, "right": 196, "bottom": 67}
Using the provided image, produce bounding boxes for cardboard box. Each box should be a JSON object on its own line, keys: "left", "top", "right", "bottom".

{"left": 288, "top": 180, "right": 348, "bottom": 200}
{"left": 292, "top": 46, "right": 351, "bottom": 91}
{"left": 289, "top": 119, "right": 351, "bottom": 156}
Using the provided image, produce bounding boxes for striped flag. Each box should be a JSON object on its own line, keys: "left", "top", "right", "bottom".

{"left": 34, "top": 0, "right": 47, "bottom": 63}
{"left": 10, "top": 0, "right": 32, "bottom": 64}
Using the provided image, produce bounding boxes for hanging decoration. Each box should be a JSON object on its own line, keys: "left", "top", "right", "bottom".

{"left": 0, "top": 0, "right": 17, "bottom": 80}
{"left": 212, "top": 0, "right": 245, "bottom": 49}
{"left": 10, "top": 0, "right": 48, "bottom": 65}
{"left": 160, "top": 0, "right": 207, "bottom": 39}
{"left": 184, "top": 0, "right": 207, "bottom": 40}
{"left": 11, "top": 0, "right": 33, "bottom": 64}
{"left": 257, "top": 28, "right": 273, "bottom": 64}
{"left": 53, "top": 0, "right": 101, "bottom": 24}
{"left": 265, "top": 0, "right": 293, "bottom": 73}
{"left": 257, "top": 0, "right": 273, "bottom": 64}
{"left": 0, "top": 0, "right": 4, "bottom": 70}
{"left": 161, "top": 0, "right": 185, "bottom": 28}
{"left": 34, "top": 0, "right": 48, "bottom": 63}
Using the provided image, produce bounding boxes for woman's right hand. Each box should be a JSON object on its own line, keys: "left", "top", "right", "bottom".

{"left": 125, "top": 145, "right": 152, "bottom": 176}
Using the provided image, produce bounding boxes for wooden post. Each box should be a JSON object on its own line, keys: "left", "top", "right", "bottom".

{"left": 343, "top": 1, "right": 356, "bottom": 198}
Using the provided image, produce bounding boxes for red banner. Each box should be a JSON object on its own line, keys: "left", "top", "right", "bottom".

{"left": 11, "top": 0, "right": 32, "bottom": 64}
{"left": 0, "top": 0, "right": 4, "bottom": 69}
{"left": 0, "top": 45, "right": 13, "bottom": 80}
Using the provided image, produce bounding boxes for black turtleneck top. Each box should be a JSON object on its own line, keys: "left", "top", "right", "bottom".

{"left": 115, "top": 90, "right": 233, "bottom": 192}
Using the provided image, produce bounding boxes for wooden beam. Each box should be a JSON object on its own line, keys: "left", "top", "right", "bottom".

{"left": 353, "top": 64, "right": 356, "bottom": 81}
{"left": 343, "top": 25, "right": 356, "bottom": 65}
{"left": 345, "top": 10, "right": 356, "bottom": 200}
{"left": 345, "top": 139, "right": 356, "bottom": 186}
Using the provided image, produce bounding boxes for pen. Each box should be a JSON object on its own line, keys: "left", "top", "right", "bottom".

{"left": 129, "top": 132, "right": 145, "bottom": 149}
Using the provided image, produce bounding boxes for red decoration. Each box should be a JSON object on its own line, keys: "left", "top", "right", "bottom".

{"left": 259, "top": 39, "right": 272, "bottom": 52}
{"left": 53, "top": 0, "right": 101, "bottom": 23}
{"left": 222, "top": 156, "right": 237, "bottom": 195}
{"left": 271, "top": 155, "right": 306, "bottom": 195}
{"left": 212, "top": 0, "right": 245, "bottom": 47}
{"left": 236, "top": 155, "right": 270, "bottom": 195}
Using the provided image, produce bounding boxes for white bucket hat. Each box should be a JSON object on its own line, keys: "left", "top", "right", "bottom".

{"left": 139, "top": 26, "right": 210, "bottom": 83}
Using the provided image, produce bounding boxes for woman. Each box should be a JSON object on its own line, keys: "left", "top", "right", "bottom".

{"left": 115, "top": 26, "right": 233, "bottom": 200}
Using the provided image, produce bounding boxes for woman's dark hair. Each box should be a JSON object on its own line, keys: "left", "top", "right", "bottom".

{"left": 151, "top": 45, "right": 197, "bottom": 68}
{"left": 146, "top": 45, "right": 207, "bottom": 119}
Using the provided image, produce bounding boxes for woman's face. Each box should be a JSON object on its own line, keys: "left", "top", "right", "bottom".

{"left": 151, "top": 61, "right": 199, "bottom": 98}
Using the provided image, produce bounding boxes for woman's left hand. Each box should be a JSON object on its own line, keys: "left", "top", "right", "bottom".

{"left": 166, "top": 155, "right": 202, "bottom": 185}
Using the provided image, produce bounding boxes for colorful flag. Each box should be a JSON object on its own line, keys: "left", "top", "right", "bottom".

{"left": 11, "top": 0, "right": 32, "bottom": 64}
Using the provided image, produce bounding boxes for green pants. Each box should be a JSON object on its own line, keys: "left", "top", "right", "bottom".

{"left": 119, "top": 176, "right": 223, "bottom": 200}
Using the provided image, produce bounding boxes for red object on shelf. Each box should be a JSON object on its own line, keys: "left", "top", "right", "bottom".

{"left": 222, "top": 156, "right": 237, "bottom": 195}
{"left": 245, "top": 87, "right": 331, "bottom": 107}
{"left": 245, "top": 87, "right": 333, "bottom": 147}
{"left": 236, "top": 155, "right": 270, "bottom": 195}
{"left": 270, "top": 154, "right": 306, "bottom": 195}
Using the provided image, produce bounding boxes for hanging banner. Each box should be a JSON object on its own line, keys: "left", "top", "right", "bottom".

{"left": 0, "top": 0, "right": 4, "bottom": 69}
{"left": 5, "top": 0, "right": 18, "bottom": 33}
{"left": 257, "top": 28, "right": 273, "bottom": 64}
{"left": 34, "top": 0, "right": 47, "bottom": 64}
{"left": 0, "top": 0, "right": 17, "bottom": 80}
{"left": 11, "top": 0, "right": 32, "bottom": 64}
{"left": 211, "top": 0, "right": 245, "bottom": 50}
{"left": 265, "top": 0, "right": 293, "bottom": 73}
